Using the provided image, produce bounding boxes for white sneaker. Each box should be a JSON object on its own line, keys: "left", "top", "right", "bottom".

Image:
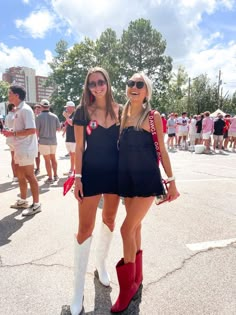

{"left": 22, "top": 203, "right": 41, "bottom": 216}
{"left": 10, "top": 199, "right": 29, "bottom": 209}
{"left": 12, "top": 177, "right": 18, "bottom": 183}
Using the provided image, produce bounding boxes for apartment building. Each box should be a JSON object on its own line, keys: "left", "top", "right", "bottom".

{"left": 2, "top": 66, "right": 55, "bottom": 105}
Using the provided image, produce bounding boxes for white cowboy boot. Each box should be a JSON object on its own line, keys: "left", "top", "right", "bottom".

{"left": 70, "top": 236, "right": 92, "bottom": 315}
{"left": 95, "top": 223, "right": 113, "bottom": 286}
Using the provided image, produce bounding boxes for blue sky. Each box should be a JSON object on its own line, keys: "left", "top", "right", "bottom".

{"left": 1, "top": 0, "right": 236, "bottom": 95}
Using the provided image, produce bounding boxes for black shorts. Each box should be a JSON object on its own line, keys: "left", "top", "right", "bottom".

{"left": 168, "top": 133, "right": 175, "bottom": 138}
{"left": 223, "top": 131, "right": 228, "bottom": 139}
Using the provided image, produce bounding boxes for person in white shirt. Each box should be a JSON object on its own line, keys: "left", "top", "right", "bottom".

{"left": 188, "top": 115, "right": 197, "bottom": 151}
{"left": 177, "top": 112, "right": 189, "bottom": 149}
{"left": 5, "top": 103, "right": 17, "bottom": 181}
{"left": 3, "top": 85, "right": 41, "bottom": 216}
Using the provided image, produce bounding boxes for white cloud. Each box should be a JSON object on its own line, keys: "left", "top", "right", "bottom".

{"left": 173, "top": 41, "right": 236, "bottom": 95}
{"left": 0, "top": 43, "right": 52, "bottom": 78}
{"left": 2, "top": 0, "right": 236, "bottom": 95}
{"left": 15, "top": 9, "right": 56, "bottom": 38}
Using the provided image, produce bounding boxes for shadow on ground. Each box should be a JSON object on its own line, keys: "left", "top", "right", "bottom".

{"left": 0, "top": 209, "right": 35, "bottom": 247}
{"left": 60, "top": 276, "right": 143, "bottom": 315}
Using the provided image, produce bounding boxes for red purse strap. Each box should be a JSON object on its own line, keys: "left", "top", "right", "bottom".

{"left": 148, "top": 110, "right": 162, "bottom": 165}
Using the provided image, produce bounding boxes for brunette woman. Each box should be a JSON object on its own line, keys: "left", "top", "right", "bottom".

{"left": 71, "top": 67, "right": 121, "bottom": 315}
{"left": 111, "top": 72, "right": 180, "bottom": 313}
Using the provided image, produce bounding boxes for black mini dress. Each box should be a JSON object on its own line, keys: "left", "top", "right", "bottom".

{"left": 73, "top": 107, "right": 119, "bottom": 197}
{"left": 118, "top": 126, "right": 164, "bottom": 198}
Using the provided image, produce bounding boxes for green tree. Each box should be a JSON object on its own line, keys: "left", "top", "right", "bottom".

{"left": 190, "top": 75, "right": 218, "bottom": 114}
{"left": 0, "top": 80, "right": 10, "bottom": 103}
{"left": 119, "top": 18, "right": 172, "bottom": 107}
{"left": 49, "top": 19, "right": 173, "bottom": 112}
{"left": 160, "top": 66, "right": 188, "bottom": 114}
{"left": 95, "top": 29, "right": 124, "bottom": 102}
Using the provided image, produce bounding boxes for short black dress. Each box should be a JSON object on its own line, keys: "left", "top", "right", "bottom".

{"left": 73, "top": 106, "right": 119, "bottom": 197}
{"left": 118, "top": 126, "right": 164, "bottom": 197}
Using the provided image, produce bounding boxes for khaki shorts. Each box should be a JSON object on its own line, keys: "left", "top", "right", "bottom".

{"left": 39, "top": 144, "right": 57, "bottom": 155}
{"left": 66, "top": 142, "right": 76, "bottom": 153}
{"left": 178, "top": 131, "right": 188, "bottom": 137}
{"left": 213, "top": 135, "right": 223, "bottom": 142}
{"left": 14, "top": 152, "right": 35, "bottom": 166}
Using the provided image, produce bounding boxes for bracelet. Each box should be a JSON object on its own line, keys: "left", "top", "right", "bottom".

{"left": 166, "top": 176, "right": 175, "bottom": 182}
{"left": 74, "top": 174, "right": 82, "bottom": 178}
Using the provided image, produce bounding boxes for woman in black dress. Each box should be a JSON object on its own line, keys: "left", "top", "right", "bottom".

{"left": 71, "top": 67, "right": 121, "bottom": 315}
{"left": 111, "top": 72, "right": 180, "bottom": 313}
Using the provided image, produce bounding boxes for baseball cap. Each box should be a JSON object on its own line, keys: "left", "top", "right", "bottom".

{"left": 40, "top": 99, "right": 50, "bottom": 107}
{"left": 161, "top": 113, "right": 166, "bottom": 117}
{"left": 64, "top": 101, "right": 75, "bottom": 108}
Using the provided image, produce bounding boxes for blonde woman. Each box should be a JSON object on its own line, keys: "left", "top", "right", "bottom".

{"left": 111, "top": 72, "right": 180, "bottom": 313}
{"left": 70, "top": 67, "right": 121, "bottom": 315}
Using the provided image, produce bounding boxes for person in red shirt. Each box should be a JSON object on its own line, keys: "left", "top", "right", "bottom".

{"left": 161, "top": 113, "right": 167, "bottom": 143}
{"left": 223, "top": 114, "right": 231, "bottom": 151}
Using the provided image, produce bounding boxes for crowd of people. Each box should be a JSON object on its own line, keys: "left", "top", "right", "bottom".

{"left": 1, "top": 66, "right": 235, "bottom": 314}
{"left": 161, "top": 111, "right": 236, "bottom": 154}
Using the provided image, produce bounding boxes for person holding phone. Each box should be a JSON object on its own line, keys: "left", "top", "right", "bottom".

{"left": 111, "top": 72, "right": 179, "bottom": 313}
{"left": 70, "top": 67, "right": 121, "bottom": 315}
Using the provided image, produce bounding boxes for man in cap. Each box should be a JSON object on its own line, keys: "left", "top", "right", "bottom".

{"left": 36, "top": 99, "right": 61, "bottom": 184}
{"left": 62, "top": 101, "right": 76, "bottom": 176}
{"left": 3, "top": 85, "right": 41, "bottom": 215}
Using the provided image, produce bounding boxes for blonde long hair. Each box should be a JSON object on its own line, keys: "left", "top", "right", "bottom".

{"left": 120, "top": 72, "right": 153, "bottom": 132}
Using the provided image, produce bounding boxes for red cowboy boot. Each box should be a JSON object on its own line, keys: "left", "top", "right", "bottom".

{"left": 111, "top": 259, "right": 139, "bottom": 313}
{"left": 135, "top": 250, "right": 143, "bottom": 288}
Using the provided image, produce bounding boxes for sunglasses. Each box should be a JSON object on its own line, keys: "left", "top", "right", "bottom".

{"left": 88, "top": 79, "right": 107, "bottom": 89}
{"left": 127, "top": 80, "right": 145, "bottom": 89}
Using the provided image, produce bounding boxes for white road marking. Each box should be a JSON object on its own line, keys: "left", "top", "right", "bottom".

{"left": 186, "top": 238, "right": 236, "bottom": 251}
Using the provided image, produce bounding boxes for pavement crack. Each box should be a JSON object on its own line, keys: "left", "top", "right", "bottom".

{"left": 144, "top": 241, "right": 236, "bottom": 291}
{"left": 0, "top": 248, "right": 71, "bottom": 269}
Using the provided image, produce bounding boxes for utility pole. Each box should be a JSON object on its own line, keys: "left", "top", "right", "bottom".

{"left": 187, "top": 77, "right": 191, "bottom": 114}
{"left": 217, "top": 69, "right": 222, "bottom": 108}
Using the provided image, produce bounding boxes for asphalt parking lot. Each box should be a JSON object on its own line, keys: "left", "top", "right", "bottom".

{"left": 0, "top": 133, "right": 236, "bottom": 315}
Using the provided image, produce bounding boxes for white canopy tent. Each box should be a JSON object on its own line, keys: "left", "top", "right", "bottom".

{"left": 210, "top": 108, "right": 226, "bottom": 117}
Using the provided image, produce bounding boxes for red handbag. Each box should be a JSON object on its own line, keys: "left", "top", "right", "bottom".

{"left": 63, "top": 172, "right": 75, "bottom": 196}
{"left": 148, "top": 110, "right": 168, "bottom": 205}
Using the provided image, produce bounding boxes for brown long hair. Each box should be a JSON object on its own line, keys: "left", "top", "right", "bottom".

{"left": 80, "top": 66, "right": 116, "bottom": 120}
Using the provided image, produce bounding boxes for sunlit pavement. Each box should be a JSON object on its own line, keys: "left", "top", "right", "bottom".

{"left": 0, "top": 133, "right": 236, "bottom": 315}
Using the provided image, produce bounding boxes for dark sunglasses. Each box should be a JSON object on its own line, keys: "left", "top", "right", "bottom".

{"left": 127, "top": 80, "right": 145, "bottom": 89}
{"left": 88, "top": 79, "right": 107, "bottom": 89}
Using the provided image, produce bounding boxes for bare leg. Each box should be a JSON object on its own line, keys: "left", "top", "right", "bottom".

{"left": 43, "top": 155, "right": 52, "bottom": 178}
{"left": 35, "top": 152, "right": 40, "bottom": 170}
{"left": 102, "top": 194, "right": 120, "bottom": 231}
{"left": 24, "top": 164, "right": 39, "bottom": 203}
{"left": 121, "top": 197, "right": 154, "bottom": 263}
{"left": 11, "top": 151, "right": 17, "bottom": 177}
{"left": 16, "top": 164, "right": 28, "bottom": 199}
{"left": 50, "top": 154, "right": 58, "bottom": 177}
{"left": 77, "top": 195, "right": 101, "bottom": 244}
